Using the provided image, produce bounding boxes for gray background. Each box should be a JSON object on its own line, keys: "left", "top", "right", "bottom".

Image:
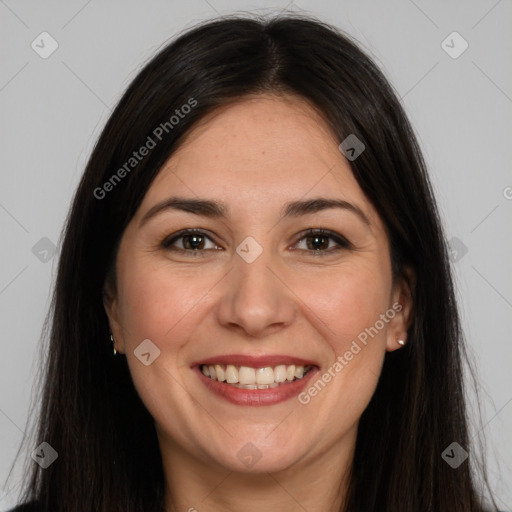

{"left": 1, "top": 0, "right": 511, "bottom": 509}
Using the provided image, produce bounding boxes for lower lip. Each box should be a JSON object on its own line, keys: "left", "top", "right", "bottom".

{"left": 194, "top": 366, "right": 319, "bottom": 406}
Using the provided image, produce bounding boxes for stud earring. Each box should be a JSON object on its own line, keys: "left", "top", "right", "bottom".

{"left": 110, "top": 333, "right": 117, "bottom": 355}
{"left": 397, "top": 339, "right": 405, "bottom": 346}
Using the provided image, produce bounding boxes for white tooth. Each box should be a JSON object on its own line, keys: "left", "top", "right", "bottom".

{"left": 225, "top": 364, "right": 238, "bottom": 383}
{"left": 294, "top": 366, "right": 304, "bottom": 379}
{"left": 239, "top": 366, "right": 256, "bottom": 385}
{"left": 274, "top": 365, "right": 287, "bottom": 383}
{"left": 286, "top": 365, "right": 296, "bottom": 381}
{"left": 256, "top": 367, "right": 275, "bottom": 385}
{"left": 215, "top": 364, "right": 225, "bottom": 381}
{"left": 202, "top": 365, "right": 210, "bottom": 377}
{"left": 208, "top": 365, "right": 216, "bottom": 380}
{"left": 226, "top": 381, "right": 282, "bottom": 389}
{"left": 238, "top": 384, "right": 258, "bottom": 389}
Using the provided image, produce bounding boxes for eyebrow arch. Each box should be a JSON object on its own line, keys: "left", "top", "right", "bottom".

{"left": 139, "top": 197, "right": 228, "bottom": 227}
{"left": 139, "top": 196, "right": 370, "bottom": 227}
{"left": 282, "top": 198, "right": 370, "bottom": 226}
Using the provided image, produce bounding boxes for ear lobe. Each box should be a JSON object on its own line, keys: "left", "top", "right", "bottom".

{"left": 102, "top": 281, "right": 124, "bottom": 353}
{"left": 386, "top": 266, "right": 415, "bottom": 352}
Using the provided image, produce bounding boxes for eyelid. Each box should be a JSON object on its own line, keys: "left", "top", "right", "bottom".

{"left": 290, "top": 228, "right": 352, "bottom": 252}
{"left": 161, "top": 228, "right": 220, "bottom": 250}
{"left": 161, "top": 227, "right": 352, "bottom": 254}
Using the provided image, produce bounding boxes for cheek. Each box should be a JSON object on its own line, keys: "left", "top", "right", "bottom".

{"left": 116, "top": 255, "right": 213, "bottom": 346}
{"left": 294, "top": 265, "right": 392, "bottom": 435}
{"left": 297, "top": 260, "right": 392, "bottom": 351}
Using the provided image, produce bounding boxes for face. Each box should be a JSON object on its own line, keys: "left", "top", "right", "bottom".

{"left": 104, "top": 94, "right": 412, "bottom": 475}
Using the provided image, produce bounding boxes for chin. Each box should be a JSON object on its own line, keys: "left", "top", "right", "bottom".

{"left": 207, "top": 437, "right": 308, "bottom": 474}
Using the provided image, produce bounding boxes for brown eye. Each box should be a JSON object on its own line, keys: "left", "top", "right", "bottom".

{"left": 162, "top": 229, "right": 219, "bottom": 252}
{"left": 294, "top": 229, "right": 351, "bottom": 253}
{"left": 306, "top": 233, "right": 330, "bottom": 251}
{"left": 182, "top": 233, "right": 206, "bottom": 250}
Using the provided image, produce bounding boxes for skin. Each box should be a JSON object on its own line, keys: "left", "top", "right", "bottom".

{"left": 104, "top": 94, "right": 413, "bottom": 512}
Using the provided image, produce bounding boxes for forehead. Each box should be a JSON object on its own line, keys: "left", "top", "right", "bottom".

{"left": 136, "top": 94, "right": 381, "bottom": 228}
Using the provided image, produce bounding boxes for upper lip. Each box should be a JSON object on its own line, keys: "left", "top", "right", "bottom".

{"left": 192, "top": 354, "right": 319, "bottom": 368}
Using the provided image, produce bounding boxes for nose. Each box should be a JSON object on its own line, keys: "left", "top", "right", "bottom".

{"left": 215, "top": 244, "right": 297, "bottom": 338}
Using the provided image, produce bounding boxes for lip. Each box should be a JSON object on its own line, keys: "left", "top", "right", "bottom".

{"left": 193, "top": 364, "right": 320, "bottom": 406}
{"left": 191, "top": 354, "right": 319, "bottom": 368}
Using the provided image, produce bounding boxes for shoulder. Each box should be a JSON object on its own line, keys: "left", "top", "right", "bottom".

{"left": 6, "top": 502, "right": 40, "bottom": 512}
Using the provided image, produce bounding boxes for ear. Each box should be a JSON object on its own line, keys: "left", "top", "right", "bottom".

{"left": 386, "top": 266, "right": 415, "bottom": 352}
{"left": 102, "top": 277, "right": 126, "bottom": 354}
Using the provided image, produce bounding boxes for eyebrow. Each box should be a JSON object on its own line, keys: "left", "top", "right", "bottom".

{"left": 139, "top": 196, "right": 370, "bottom": 227}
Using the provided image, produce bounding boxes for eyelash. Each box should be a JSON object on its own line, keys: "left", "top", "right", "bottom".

{"left": 160, "top": 228, "right": 351, "bottom": 256}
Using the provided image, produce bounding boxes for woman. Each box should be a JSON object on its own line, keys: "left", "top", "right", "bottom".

{"left": 6, "top": 13, "right": 500, "bottom": 512}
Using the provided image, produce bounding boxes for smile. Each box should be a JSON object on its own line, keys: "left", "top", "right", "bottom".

{"left": 200, "top": 364, "right": 312, "bottom": 389}
{"left": 194, "top": 357, "right": 319, "bottom": 406}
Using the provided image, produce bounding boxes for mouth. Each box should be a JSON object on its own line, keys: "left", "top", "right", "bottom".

{"left": 192, "top": 355, "right": 320, "bottom": 406}
{"left": 199, "top": 363, "right": 313, "bottom": 389}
